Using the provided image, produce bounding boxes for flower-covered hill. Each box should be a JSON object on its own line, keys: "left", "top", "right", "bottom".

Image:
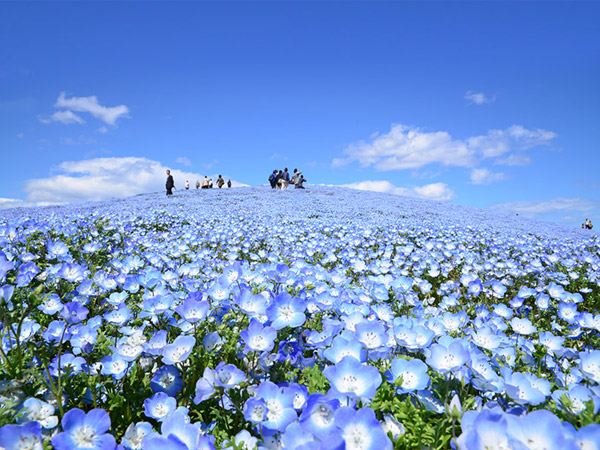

{"left": 0, "top": 185, "right": 599, "bottom": 450}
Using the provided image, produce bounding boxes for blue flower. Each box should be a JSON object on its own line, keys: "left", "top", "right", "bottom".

{"left": 266, "top": 292, "right": 306, "bottom": 330}
{"left": 151, "top": 365, "right": 182, "bottom": 397}
{"left": 386, "top": 357, "right": 430, "bottom": 393}
{"left": 51, "top": 408, "right": 116, "bottom": 450}
{"left": 175, "top": 297, "right": 209, "bottom": 323}
{"left": 334, "top": 407, "right": 392, "bottom": 450}
{"left": 239, "top": 319, "right": 277, "bottom": 353}
{"left": 579, "top": 350, "right": 600, "bottom": 383}
{"left": 61, "top": 301, "right": 89, "bottom": 324}
{"left": 253, "top": 381, "right": 297, "bottom": 432}
{"left": 162, "top": 335, "right": 195, "bottom": 365}
{"left": 299, "top": 393, "right": 340, "bottom": 439}
{"left": 323, "top": 336, "right": 366, "bottom": 364}
{"left": 143, "top": 393, "right": 177, "bottom": 421}
{"left": 324, "top": 356, "right": 382, "bottom": 403}
{"left": 0, "top": 421, "right": 43, "bottom": 450}
{"left": 426, "top": 341, "right": 470, "bottom": 373}
{"left": 18, "top": 397, "right": 58, "bottom": 429}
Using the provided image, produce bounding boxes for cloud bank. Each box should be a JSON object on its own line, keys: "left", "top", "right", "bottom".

{"left": 333, "top": 123, "right": 556, "bottom": 171}
{"left": 465, "top": 91, "right": 495, "bottom": 105}
{"left": 23, "top": 157, "right": 244, "bottom": 204}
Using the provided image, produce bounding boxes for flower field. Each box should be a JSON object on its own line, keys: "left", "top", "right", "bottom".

{"left": 0, "top": 186, "right": 599, "bottom": 449}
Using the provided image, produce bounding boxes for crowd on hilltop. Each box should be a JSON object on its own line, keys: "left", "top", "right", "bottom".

{"left": 268, "top": 167, "right": 306, "bottom": 189}
{"left": 165, "top": 170, "right": 231, "bottom": 196}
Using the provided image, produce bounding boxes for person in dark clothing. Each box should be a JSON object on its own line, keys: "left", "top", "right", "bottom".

{"left": 269, "top": 170, "right": 278, "bottom": 188}
{"left": 282, "top": 168, "right": 290, "bottom": 183}
{"left": 227, "top": 179, "right": 232, "bottom": 188}
{"left": 165, "top": 170, "right": 175, "bottom": 196}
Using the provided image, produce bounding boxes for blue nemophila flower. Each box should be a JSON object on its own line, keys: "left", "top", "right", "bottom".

{"left": 579, "top": 350, "right": 600, "bottom": 383}
{"left": 121, "top": 422, "right": 153, "bottom": 450}
{"left": 558, "top": 302, "right": 579, "bottom": 324}
{"left": 243, "top": 397, "right": 268, "bottom": 424}
{"left": 239, "top": 319, "right": 277, "bottom": 352}
{"left": 501, "top": 368, "right": 550, "bottom": 406}
{"left": 175, "top": 297, "right": 209, "bottom": 323}
{"left": 61, "top": 301, "right": 89, "bottom": 324}
{"left": 143, "top": 392, "right": 177, "bottom": 421}
{"left": 253, "top": 381, "right": 297, "bottom": 432}
{"left": 298, "top": 393, "right": 340, "bottom": 440}
{"left": 104, "top": 304, "right": 132, "bottom": 327}
{"left": 57, "top": 263, "right": 87, "bottom": 283}
{"left": 213, "top": 361, "right": 246, "bottom": 389}
{"left": 509, "top": 317, "right": 537, "bottom": 336}
{"left": 266, "top": 292, "right": 306, "bottom": 330}
{"left": 142, "top": 411, "right": 208, "bottom": 450}
{"left": 323, "top": 356, "right": 382, "bottom": 403}
{"left": 552, "top": 385, "right": 599, "bottom": 414}
{"left": 144, "top": 330, "right": 168, "bottom": 356}
{"left": 505, "top": 409, "right": 579, "bottom": 450}
{"left": 281, "top": 421, "right": 322, "bottom": 450}
{"left": 51, "top": 408, "right": 116, "bottom": 450}
{"left": 470, "top": 326, "right": 503, "bottom": 351}
{"left": 194, "top": 367, "right": 217, "bottom": 403}
{"left": 385, "top": 357, "right": 430, "bottom": 393}
{"left": 354, "top": 320, "right": 388, "bottom": 350}
{"left": 100, "top": 354, "right": 129, "bottom": 380}
{"left": 426, "top": 341, "right": 470, "bottom": 373}
{"left": 334, "top": 407, "right": 392, "bottom": 450}
{"left": 222, "top": 429, "right": 258, "bottom": 450}
{"left": 323, "top": 336, "right": 366, "bottom": 364}
{"left": 16, "top": 261, "right": 40, "bottom": 287}
{"left": 0, "top": 421, "right": 43, "bottom": 450}
{"left": 38, "top": 293, "right": 63, "bottom": 315}
{"left": 0, "top": 255, "right": 15, "bottom": 282}
{"left": 49, "top": 353, "right": 86, "bottom": 377}
{"left": 18, "top": 397, "right": 58, "bottom": 429}
{"left": 162, "top": 335, "right": 195, "bottom": 365}
{"left": 151, "top": 365, "right": 183, "bottom": 397}
{"left": 47, "top": 240, "right": 70, "bottom": 260}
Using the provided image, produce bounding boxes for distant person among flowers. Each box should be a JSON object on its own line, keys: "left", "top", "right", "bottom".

{"left": 268, "top": 170, "right": 278, "bottom": 188}
{"left": 291, "top": 168, "right": 302, "bottom": 188}
{"left": 185, "top": 180, "right": 190, "bottom": 190}
{"left": 165, "top": 170, "right": 175, "bottom": 196}
{"left": 296, "top": 175, "right": 306, "bottom": 189}
{"left": 201, "top": 176, "right": 209, "bottom": 189}
{"left": 217, "top": 175, "right": 225, "bottom": 188}
{"left": 584, "top": 218, "right": 593, "bottom": 229}
{"left": 227, "top": 179, "right": 232, "bottom": 188}
{"left": 282, "top": 168, "right": 290, "bottom": 188}
{"left": 195, "top": 180, "right": 200, "bottom": 189}
{"left": 208, "top": 178, "right": 213, "bottom": 188}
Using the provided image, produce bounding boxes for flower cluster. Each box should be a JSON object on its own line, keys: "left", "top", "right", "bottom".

{"left": 0, "top": 185, "right": 599, "bottom": 449}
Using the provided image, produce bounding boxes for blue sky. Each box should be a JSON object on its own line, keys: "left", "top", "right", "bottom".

{"left": 1, "top": 1, "right": 599, "bottom": 227}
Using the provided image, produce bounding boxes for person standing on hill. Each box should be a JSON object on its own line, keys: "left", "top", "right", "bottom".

{"left": 165, "top": 170, "right": 175, "bottom": 196}
{"left": 217, "top": 175, "right": 225, "bottom": 188}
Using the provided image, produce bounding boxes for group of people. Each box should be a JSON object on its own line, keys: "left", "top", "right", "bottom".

{"left": 186, "top": 175, "right": 231, "bottom": 190}
{"left": 268, "top": 168, "right": 306, "bottom": 189}
{"left": 582, "top": 218, "right": 594, "bottom": 230}
{"left": 165, "top": 170, "right": 231, "bottom": 196}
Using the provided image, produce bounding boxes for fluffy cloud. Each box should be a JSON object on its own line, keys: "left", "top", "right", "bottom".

{"left": 334, "top": 123, "right": 556, "bottom": 172}
{"left": 469, "top": 168, "right": 508, "bottom": 185}
{"left": 39, "top": 110, "right": 85, "bottom": 125}
{"left": 342, "top": 180, "right": 455, "bottom": 202}
{"left": 24, "top": 157, "right": 245, "bottom": 204}
{"left": 54, "top": 92, "right": 129, "bottom": 125}
{"left": 494, "top": 154, "right": 532, "bottom": 166}
{"left": 465, "top": 91, "right": 495, "bottom": 105}
{"left": 176, "top": 157, "right": 192, "bottom": 167}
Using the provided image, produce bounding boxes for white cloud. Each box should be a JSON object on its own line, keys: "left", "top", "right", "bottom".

{"left": 469, "top": 168, "right": 508, "bottom": 185}
{"left": 491, "top": 197, "right": 600, "bottom": 217}
{"left": 334, "top": 123, "right": 556, "bottom": 171}
{"left": 39, "top": 110, "right": 85, "bottom": 125}
{"left": 494, "top": 154, "right": 532, "bottom": 166}
{"left": 55, "top": 92, "right": 129, "bottom": 125}
{"left": 176, "top": 157, "right": 192, "bottom": 167}
{"left": 342, "top": 180, "right": 455, "bottom": 202}
{"left": 97, "top": 126, "right": 108, "bottom": 134}
{"left": 465, "top": 91, "right": 495, "bottom": 105}
{"left": 0, "top": 198, "right": 57, "bottom": 210}
{"left": 336, "top": 124, "right": 476, "bottom": 170}
{"left": 17, "top": 133, "right": 24, "bottom": 138}
{"left": 23, "top": 157, "right": 245, "bottom": 204}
